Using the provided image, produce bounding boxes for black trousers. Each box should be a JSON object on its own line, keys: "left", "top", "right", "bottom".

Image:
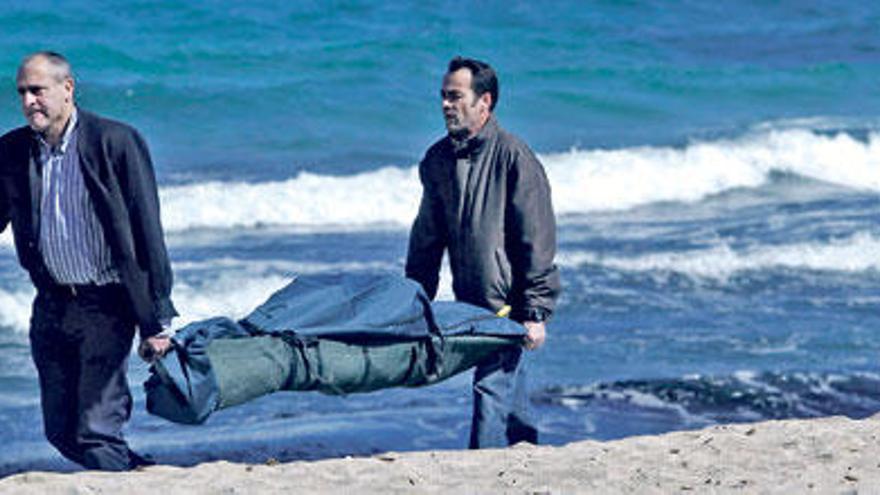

{"left": 29, "top": 284, "right": 141, "bottom": 471}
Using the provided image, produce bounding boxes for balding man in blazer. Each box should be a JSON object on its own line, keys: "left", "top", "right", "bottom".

{"left": 0, "top": 51, "right": 176, "bottom": 471}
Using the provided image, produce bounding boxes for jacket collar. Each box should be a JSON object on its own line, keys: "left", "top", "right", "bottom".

{"left": 449, "top": 115, "right": 498, "bottom": 157}
{"left": 72, "top": 108, "right": 104, "bottom": 176}
{"left": 72, "top": 107, "right": 98, "bottom": 148}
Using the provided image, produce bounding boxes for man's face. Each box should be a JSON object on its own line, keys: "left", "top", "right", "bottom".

{"left": 441, "top": 68, "right": 490, "bottom": 138}
{"left": 16, "top": 57, "right": 73, "bottom": 138}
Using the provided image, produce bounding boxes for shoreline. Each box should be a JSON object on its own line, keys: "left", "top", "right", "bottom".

{"left": 1, "top": 414, "right": 877, "bottom": 494}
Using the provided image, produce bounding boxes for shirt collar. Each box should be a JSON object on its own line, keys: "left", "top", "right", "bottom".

{"left": 37, "top": 107, "right": 78, "bottom": 155}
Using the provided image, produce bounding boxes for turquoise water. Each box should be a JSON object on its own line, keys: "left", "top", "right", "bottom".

{"left": 0, "top": 0, "right": 879, "bottom": 474}
{"left": 2, "top": 1, "right": 878, "bottom": 179}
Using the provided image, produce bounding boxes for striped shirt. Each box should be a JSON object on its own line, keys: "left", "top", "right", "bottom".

{"left": 38, "top": 109, "right": 120, "bottom": 285}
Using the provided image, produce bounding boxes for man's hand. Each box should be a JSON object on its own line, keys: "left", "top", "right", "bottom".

{"left": 138, "top": 335, "right": 172, "bottom": 362}
{"left": 523, "top": 321, "right": 546, "bottom": 350}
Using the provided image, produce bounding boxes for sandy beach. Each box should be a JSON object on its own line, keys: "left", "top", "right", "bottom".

{"left": 1, "top": 413, "right": 877, "bottom": 494}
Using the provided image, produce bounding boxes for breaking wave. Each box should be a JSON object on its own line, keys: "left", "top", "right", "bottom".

{"left": 0, "top": 123, "right": 876, "bottom": 236}
{"left": 558, "top": 232, "right": 880, "bottom": 279}
{"left": 157, "top": 125, "right": 880, "bottom": 232}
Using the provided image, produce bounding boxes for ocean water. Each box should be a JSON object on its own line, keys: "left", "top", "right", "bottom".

{"left": 0, "top": 0, "right": 879, "bottom": 475}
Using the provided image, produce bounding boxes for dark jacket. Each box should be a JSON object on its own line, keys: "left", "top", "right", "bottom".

{"left": 0, "top": 109, "right": 177, "bottom": 338}
{"left": 405, "top": 116, "right": 560, "bottom": 322}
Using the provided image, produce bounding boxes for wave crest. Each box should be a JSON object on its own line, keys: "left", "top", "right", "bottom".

{"left": 559, "top": 232, "right": 880, "bottom": 279}
{"left": 161, "top": 126, "right": 880, "bottom": 231}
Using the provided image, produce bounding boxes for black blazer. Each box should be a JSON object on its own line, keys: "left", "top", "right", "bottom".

{"left": 0, "top": 109, "right": 177, "bottom": 338}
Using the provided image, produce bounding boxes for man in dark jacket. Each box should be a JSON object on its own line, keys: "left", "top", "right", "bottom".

{"left": 406, "top": 57, "right": 560, "bottom": 448}
{"left": 0, "top": 51, "right": 177, "bottom": 470}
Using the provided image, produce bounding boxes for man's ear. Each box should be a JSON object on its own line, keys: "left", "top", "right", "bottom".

{"left": 64, "top": 77, "right": 75, "bottom": 102}
{"left": 478, "top": 91, "right": 492, "bottom": 112}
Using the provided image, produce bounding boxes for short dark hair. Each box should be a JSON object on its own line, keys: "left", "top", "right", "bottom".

{"left": 447, "top": 56, "right": 499, "bottom": 111}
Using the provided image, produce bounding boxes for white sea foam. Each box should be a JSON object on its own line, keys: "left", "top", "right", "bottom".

{"left": 0, "top": 125, "right": 875, "bottom": 238}
{"left": 173, "top": 257, "right": 396, "bottom": 275}
{"left": 558, "top": 232, "right": 880, "bottom": 279}
{"left": 170, "top": 273, "right": 292, "bottom": 327}
{"left": 154, "top": 126, "right": 880, "bottom": 232}
{"left": 160, "top": 166, "right": 422, "bottom": 232}
{"left": 0, "top": 288, "right": 35, "bottom": 333}
{"left": 167, "top": 254, "right": 448, "bottom": 327}
{"left": 547, "top": 128, "right": 880, "bottom": 214}
{"left": 0, "top": 274, "right": 291, "bottom": 335}
{"left": 0, "top": 253, "right": 414, "bottom": 334}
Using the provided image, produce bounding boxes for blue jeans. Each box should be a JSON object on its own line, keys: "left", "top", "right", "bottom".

{"left": 469, "top": 346, "right": 537, "bottom": 448}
